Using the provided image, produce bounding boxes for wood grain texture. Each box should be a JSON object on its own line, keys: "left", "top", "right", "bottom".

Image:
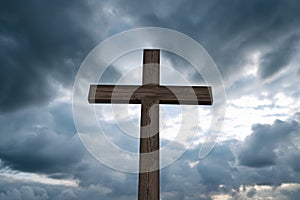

{"left": 143, "top": 49, "right": 160, "bottom": 84}
{"left": 88, "top": 85, "right": 213, "bottom": 105}
{"left": 138, "top": 99, "right": 159, "bottom": 200}
{"left": 138, "top": 50, "right": 160, "bottom": 200}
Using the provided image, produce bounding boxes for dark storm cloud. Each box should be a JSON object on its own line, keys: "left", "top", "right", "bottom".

{"left": 196, "top": 143, "right": 236, "bottom": 191}
{"left": 192, "top": 0, "right": 300, "bottom": 80}
{"left": 259, "top": 35, "right": 299, "bottom": 79}
{"left": 238, "top": 119, "right": 300, "bottom": 168}
{"left": 108, "top": 0, "right": 300, "bottom": 81}
{"left": 0, "top": 103, "right": 84, "bottom": 174}
{"left": 0, "top": 130, "right": 82, "bottom": 173}
{"left": 159, "top": 141, "right": 239, "bottom": 199}
{"left": 0, "top": 0, "right": 96, "bottom": 112}
{"left": 0, "top": 175, "right": 134, "bottom": 200}
{"left": 1, "top": 0, "right": 299, "bottom": 112}
{"left": 0, "top": 102, "right": 138, "bottom": 197}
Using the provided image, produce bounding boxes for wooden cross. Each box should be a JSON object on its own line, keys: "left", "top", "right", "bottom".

{"left": 88, "top": 49, "right": 213, "bottom": 200}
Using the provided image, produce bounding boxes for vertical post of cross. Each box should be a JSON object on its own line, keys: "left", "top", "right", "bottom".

{"left": 138, "top": 50, "right": 160, "bottom": 200}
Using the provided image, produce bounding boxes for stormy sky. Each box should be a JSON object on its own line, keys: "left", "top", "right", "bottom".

{"left": 1, "top": 0, "right": 300, "bottom": 199}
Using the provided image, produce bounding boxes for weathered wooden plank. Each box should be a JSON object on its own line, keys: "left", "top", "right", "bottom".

{"left": 139, "top": 50, "right": 160, "bottom": 200}
{"left": 143, "top": 49, "right": 160, "bottom": 84}
{"left": 88, "top": 85, "right": 213, "bottom": 105}
{"left": 139, "top": 99, "right": 159, "bottom": 200}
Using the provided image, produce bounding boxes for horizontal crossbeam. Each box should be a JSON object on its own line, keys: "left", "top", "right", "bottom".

{"left": 88, "top": 84, "right": 213, "bottom": 105}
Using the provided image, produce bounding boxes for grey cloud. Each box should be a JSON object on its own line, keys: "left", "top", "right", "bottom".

{"left": 0, "top": 175, "right": 129, "bottom": 200}
{"left": 1, "top": 0, "right": 300, "bottom": 113}
{"left": 259, "top": 35, "right": 299, "bottom": 79}
{"left": 0, "top": 185, "right": 49, "bottom": 200}
{"left": 246, "top": 188, "right": 256, "bottom": 198}
{"left": 197, "top": 143, "right": 236, "bottom": 191}
{"left": 197, "top": 0, "right": 300, "bottom": 80}
{"left": 0, "top": 103, "right": 83, "bottom": 174}
{"left": 159, "top": 141, "right": 238, "bottom": 199}
{"left": 0, "top": 1, "right": 96, "bottom": 112}
{"left": 109, "top": 0, "right": 300, "bottom": 82}
{"left": 238, "top": 119, "right": 299, "bottom": 168}
{"left": 0, "top": 129, "right": 82, "bottom": 173}
{"left": 2, "top": 0, "right": 300, "bottom": 113}
{"left": 48, "top": 104, "right": 77, "bottom": 136}
{"left": 294, "top": 112, "right": 300, "bottom": 121}
{"left": 99, "top": 65, "right": 123, "bottom": 84}
{"left": 288, "top": 153, "right": 300, "bottom": 172}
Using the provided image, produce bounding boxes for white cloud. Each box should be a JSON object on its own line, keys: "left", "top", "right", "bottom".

{"left": 0, "top": 171, "right": 78, "bottom": 187}
{"left": 211, "top": 194, "right": 232, "bottom": 200}
{"left": 218, "top": 183, "right": 300, "bottom": 200}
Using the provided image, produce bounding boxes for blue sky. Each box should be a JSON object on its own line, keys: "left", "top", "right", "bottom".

{"left": 1, "top": 0, "right": 300, "bottom": 199}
